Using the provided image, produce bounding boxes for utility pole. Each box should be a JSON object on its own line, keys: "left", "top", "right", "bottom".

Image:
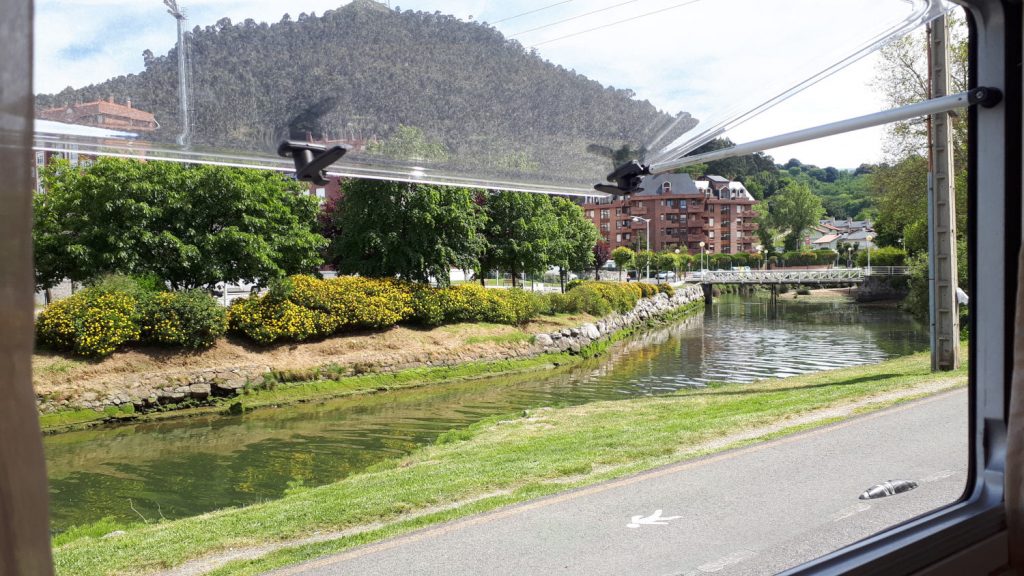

{"left": 164, "top": 0, "right": 191, "bottom": 146}
{"left": 927, "top": 14, "right": 960, "bottom": 371}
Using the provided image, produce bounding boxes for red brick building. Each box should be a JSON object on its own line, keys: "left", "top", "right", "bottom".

{"left": 581, "top": 173, "right": 759, "bottom": 255}
{"left": 37, "top": 97, "right": 159, "bottom": 132}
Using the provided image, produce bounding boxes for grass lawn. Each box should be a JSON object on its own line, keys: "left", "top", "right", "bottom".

{"left": 52, "top": 347, "right": 968, "bottom": 576}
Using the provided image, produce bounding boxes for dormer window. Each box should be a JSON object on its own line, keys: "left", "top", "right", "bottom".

{"left": 662, "top": 182, "right": 672, "bottom": 194}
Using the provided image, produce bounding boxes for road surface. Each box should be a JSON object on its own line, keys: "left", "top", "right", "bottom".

{"left": 273, "top": 390, "right": 967, "bottom": 576}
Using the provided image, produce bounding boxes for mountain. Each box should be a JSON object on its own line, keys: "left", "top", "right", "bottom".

{"left": 36, "top": 0, "right": 694, "bottom": 184}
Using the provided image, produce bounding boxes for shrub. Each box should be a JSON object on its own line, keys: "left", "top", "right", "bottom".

{"left": 855, "top": 246, "right": 907, "bottom": 267}
{"left": 37, "top": 288, "right": 141, "bottom": 357}
{"left": 658, "top": 283, "right": 675, "bottom": 297}
{"left": 138, "top": 290, "right": 227, "bottom": 349}
{"left": 227, "top": 295, "right": 321, "bottom": 345}
{"left": 563, "top": 281, "right": 643, "bottom": 316}
{"left": 565, "top": 279, "right": 584, "bottom": 291}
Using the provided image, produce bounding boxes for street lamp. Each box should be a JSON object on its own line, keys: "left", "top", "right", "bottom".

{"left": 866, "top": 234, "right": 874, "bottom": 274}
{"left": 699, "top": 240, "right": 706, "bottom": 272}
{"left": 755, "top": 244, "right": 763, "bottom": 271}
{"left": 632, "top": 216, "right": 651, "bottom": 281}
{"left": 674, "top": 248, "right": 680, "bottom": 279}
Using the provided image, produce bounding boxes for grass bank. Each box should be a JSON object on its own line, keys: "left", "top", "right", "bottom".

{"left": 39, "top": 300, "right": 703, "bottom": 434}
{"left": 52, "top": 346, "right": 967, "bottom": 576}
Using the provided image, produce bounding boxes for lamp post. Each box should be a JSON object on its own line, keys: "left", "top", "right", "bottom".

{"left": 866, "top": 234, "right": 874, "bottom": 274}
{"left": 674, "top": 248, "right": 680, "bottom": 279}
{"left": 632, "top": 216, "right": 651, "bottom": 281}
{"left": 755, "top": 244, "right": 763, "bottom": 271}
{"left": 699, "top": 240, "right": 706, "bottom": 272}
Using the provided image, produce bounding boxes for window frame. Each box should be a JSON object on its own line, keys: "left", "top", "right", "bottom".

{"left": 784, "top": 1, "right": 1017, "bottom": 572}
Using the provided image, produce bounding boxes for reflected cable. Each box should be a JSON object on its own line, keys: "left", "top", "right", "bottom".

{"left": 491, "top": 0, "right": 574, "bottom": 24}
{"left": 529, "top": 0, "right": 705, "bottom": 47}
{"left": 508, "top": 0, "right": 643, "bottom": 38}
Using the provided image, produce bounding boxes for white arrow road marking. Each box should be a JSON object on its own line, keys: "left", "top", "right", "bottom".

{"left": 627, "top": 509, "right": 682, "bottom": 528}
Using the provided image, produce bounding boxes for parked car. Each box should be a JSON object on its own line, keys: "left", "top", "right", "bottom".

{"left": 655, "top": 271, "right": 677, "bottom": 280}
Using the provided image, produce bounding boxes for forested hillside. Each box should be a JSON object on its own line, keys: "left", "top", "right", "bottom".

{"left": 36, "top": 0, "right": 688, "bottom": 183}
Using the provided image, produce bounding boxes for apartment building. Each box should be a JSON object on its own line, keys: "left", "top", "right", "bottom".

{"left": 581, "top": 173, "right": 759, "bottom": 255}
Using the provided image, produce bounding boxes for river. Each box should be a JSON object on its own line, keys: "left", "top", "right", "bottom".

{"left": 44, "top": 293, "right": 927, "bottom": 533}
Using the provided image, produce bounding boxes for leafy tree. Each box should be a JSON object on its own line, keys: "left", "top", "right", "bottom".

{"left": 479, "top": 191, "right": 554, "bottom": 287}
{"left": 365, "top": 124, "right": 449, "bottom": 162}
{"left": 593, "top": 241, "right": 611, "bottom": 280}
{"left": 634, "top": 250, "right": 655, "bottom": 280}
{"left": 34, "top": 158, "right": 325, "bottom": 290}
{"left": 654, "top": 252, "right": 678, "bottom": 281}
{"left": 327, "top": 179, "right": 485, "bottom": 286}
{"left": 547, "top": 197, "right": 600, "bottom": 292}
{"left": 767, "top": 180, "right": 825, "bottom": 251}
{"left": 610, "top": 246, "right": 635, "bottom": 281}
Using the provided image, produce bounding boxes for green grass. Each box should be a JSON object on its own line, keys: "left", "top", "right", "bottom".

{"left": 52, "top": 347, "right": 967, "bottom": 576}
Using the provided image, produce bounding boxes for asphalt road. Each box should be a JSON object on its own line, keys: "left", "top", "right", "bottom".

{"left": 273, "top": 390, "right": 968, "bottom": 576}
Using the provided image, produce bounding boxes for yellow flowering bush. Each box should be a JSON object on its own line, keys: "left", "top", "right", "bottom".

{"left": 558, "top": 281, "right": 643, "bottom": 316}
{"left": 227, "top": 295, "right": 320, "bottom": 345}
{"left": 36, "top": 288, "right": 141, "bottom": 357}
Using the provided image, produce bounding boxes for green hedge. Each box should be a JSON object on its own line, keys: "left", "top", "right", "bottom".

{"left": 855, "top": 246, "right": 907, "bottom": 267}
{"left": 36, "top": 283, "right": 226, "bottom": 357}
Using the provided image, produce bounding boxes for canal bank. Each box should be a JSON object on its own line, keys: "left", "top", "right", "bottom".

{"left": 50, "top": 347, "right": 966, "bottom": 576}
{"left": 36, "top": 285, "right": 706, "bottom": 431}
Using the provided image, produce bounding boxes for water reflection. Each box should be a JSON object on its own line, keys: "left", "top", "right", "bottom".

{"left": 45, "top": 294, "right": 927, "bottom": 532}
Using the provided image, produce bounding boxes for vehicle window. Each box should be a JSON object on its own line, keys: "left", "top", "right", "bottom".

{"left": 30, "top": 1, "right": 986, "bottom": 575}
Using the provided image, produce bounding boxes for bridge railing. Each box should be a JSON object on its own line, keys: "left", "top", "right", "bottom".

{"left": 864, "top": 266, "right": 910, "bottom": 276}
{"left": 691, "top": 269, "right": 865, "bottom": 284}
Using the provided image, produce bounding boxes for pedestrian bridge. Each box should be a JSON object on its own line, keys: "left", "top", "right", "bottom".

{"left": 689, "top": 266, "right": 909, "bottom": 286}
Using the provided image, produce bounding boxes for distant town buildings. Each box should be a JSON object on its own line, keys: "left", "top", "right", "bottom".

{"left": 580, "top": 173, "right": 760, "bottom": 255}
{"left": 37, "top": 97, "right": 159, "bottom": 132}
{"left": 806, "top": 218, "right": 876, "bottom": 251}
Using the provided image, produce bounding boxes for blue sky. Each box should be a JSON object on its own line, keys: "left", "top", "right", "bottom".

{"left": 34, "top": 0, "right": 937, "bottom": 169}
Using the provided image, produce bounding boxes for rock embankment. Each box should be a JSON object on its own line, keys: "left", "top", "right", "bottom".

{"left": 37, "top": 285, "right": 705, "bottom": 417}
{"left": 533, "top": 285, "right": 704, "bottom": 354}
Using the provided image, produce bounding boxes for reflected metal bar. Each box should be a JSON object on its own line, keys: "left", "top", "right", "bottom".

{"left": 649, "top": 90, "right": 985, "bottom": 175}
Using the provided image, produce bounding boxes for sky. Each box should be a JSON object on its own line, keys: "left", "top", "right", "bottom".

{"left": 34, "top": 0, "right": 940, "bottom": 170}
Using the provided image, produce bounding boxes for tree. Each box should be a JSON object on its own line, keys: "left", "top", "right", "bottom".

{"left": 479, "top": 191, "right": 554, "bottom": 287}
{"left": 365, "top": 124, "right": 450, "bottom": 162}
{"left": 634, "top": 250, "right": 655, "bottom": 280}
{"left": 547, "top": 197, "right": 600, "bottom": 292}
{"left": 593, "top": 241, "right": 610, "bottom": 280}
{"left": 34, "top": 158, "right": 326, "bottom": 290}
{"left": 767, "top": 180, "right": 825, "bottom": 251}
{"left": 327, "top": 179, "right": 485, "bottom": 286}
{"left": 610, "top": 246, "right": 635, "bottom": 281}
{"left": 655, "top": 252, "right": 678, "bottom": 281}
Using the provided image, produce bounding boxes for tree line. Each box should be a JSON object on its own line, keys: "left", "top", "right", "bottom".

{"left": 33, "top": 158, "right": 601, "bottom": 294}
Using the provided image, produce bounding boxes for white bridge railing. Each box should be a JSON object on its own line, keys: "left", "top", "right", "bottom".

{"left": 692, "top": 269, "right": 866, "bottom": 284}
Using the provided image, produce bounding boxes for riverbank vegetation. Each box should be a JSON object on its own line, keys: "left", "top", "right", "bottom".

{"left": 51, "top": 347, "right": 967, "bottom": 576}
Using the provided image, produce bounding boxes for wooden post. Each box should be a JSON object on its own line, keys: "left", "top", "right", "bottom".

{"left": 0, "top": 0, "right": 56, "bottom": 572}
{"left": 928, "top": 15, "right": 962, "bottom": 371}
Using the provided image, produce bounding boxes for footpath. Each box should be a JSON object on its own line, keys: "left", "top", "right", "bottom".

{"left": 273, "top": 390, "right": 967, "bottom": 576}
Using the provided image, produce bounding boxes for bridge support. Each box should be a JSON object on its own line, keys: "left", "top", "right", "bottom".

{"left": 702, "top": 283, "right": 714, "bottom": 306}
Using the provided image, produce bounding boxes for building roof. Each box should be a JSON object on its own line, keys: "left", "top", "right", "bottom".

{"left": 813, "top": 234, "right": 841, "bottom": 244}
{"left": 635, "top": 173, "right": 699, "bottom": 196}
{"left": 705, "top": 174, "right": 729, "bottom": 183}
{"left": 844, "top": 230, "right": 875, "bottom": 241}
{"left": 37, "top": 98, "right": 158, "bottom": 131}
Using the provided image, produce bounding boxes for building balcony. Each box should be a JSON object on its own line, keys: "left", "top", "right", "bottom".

{"left": 687, "top": 233, "right": 705, "bottom": 243}
{"left": 686, "top": 203, "right": 704, "bottom": 214}
{"left": 630, "top": 206, "right": 648, "bottom": 216}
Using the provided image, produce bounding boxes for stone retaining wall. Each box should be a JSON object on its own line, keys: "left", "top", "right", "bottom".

{"left": 38, "top": 284, "right": 705, "bottom": 416}
{"left": 532, "top": 285, "right": 704, "bottom": 354}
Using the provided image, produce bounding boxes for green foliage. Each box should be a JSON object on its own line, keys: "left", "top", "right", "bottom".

{"left": 365, "top": 125, "right": 449, "bottom": 162}
{"left": 138, "top": 290, "right": 228, "bottom": 349}
{"left": 633, "top": 250, "right": 655, "bottom": 277}
{"left": 36, "top": 288, "right": 141, "bottom": 357}
{"left": 36, "top": 284, "right": 225, "bottom": 357}
{"left": 560, "top": 281, "right": 642, "bottom": 316}
{"left": 766, "top": 179, "right": 826, "bottom": 251}
{"left": 479, "top": 192, "right": 555, "bottom": 286}
{"left": 779, "top": 250, "right": 836, "bottom": 267}
{"left": 658, "top": 283, "right": 675, "bottom": 297}
{"left": 327, "top": 179, "right": 485, "bottom": 286}
{"left": 547, "top": 197, "right": 600, "bottom": 287}
{"left": 34, "top": 158, "right": 325, "bottom": 290}
{"left": 610, "top": 247, "right": 635, "bottom": 281}
{"left": 855, "top": 247, "right": 907, "bottom": 267}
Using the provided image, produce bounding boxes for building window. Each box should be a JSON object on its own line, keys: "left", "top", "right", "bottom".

{"left": 624, "top": 233, "right": 631, "bottom": 241}
{"left": 600, "top": 209, "right": 610, "bottom": 219}
{"left": 616, "top": 234, "right": 622, "bottom": 242}
{"left": 662, "top": 182, "right": 672, "bottom": 194}
{"left": 600, "top": 224, "right": 610, "bottom": 232}
{"left": 709, "top": 231, "right": 715, "bottom": 239}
